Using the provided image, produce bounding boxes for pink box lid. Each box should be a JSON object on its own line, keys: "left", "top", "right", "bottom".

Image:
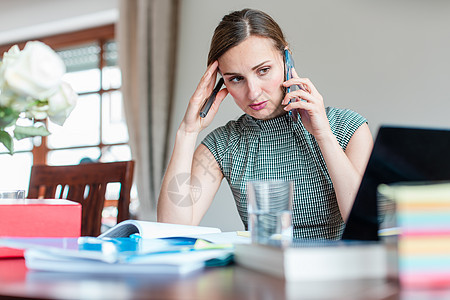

{"left": 0, "top": 199, "right": 80, "bottom": 206}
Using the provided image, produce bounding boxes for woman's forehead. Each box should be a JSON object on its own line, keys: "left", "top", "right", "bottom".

{"left": 218, "top": 36, "right": 282, "bottom": 73}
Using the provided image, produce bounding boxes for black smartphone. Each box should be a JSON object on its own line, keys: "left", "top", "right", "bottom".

{"left": 199, "top": 77, "right": 224, "bottom": 118}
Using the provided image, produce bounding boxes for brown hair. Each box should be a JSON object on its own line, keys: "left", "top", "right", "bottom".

{"left": 207, "top": 9, "right": 288, "bottom": 66}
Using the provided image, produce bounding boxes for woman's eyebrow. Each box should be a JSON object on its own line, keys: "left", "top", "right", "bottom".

{"left": 251, "top": 60, "right": 270, "bottom": 71}
{"left": 222, "top": 60, "right": 271, "bottom": 76}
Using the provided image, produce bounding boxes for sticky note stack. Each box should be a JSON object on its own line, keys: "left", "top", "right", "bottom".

{"left": 378, "top": 182, "right": 450, "bottom": 288}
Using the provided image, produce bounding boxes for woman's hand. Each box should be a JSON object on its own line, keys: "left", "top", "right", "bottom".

{"left": 158, "top": 61, "right": 226, "bottom": 225}
{"left": 180, "top": 61, "right": 228, "bottom": 134}
{"left": 282, "top": 68, "right": 331, "bottom": 140}
{"left": 283, "top": 69, "right": 374, "bottom": 221}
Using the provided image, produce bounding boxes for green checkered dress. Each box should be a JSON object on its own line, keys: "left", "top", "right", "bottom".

{"left": 201, "top": 107, "right": 367, "bottom": 240}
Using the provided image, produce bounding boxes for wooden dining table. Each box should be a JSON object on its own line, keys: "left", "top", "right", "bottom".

{"left": 0, "top": 257, "right": 409, "bottom": 300}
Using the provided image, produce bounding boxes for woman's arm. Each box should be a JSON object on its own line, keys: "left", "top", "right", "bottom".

{"left": 313, "top": 123, "right": 373, "bottom": 221}
{"left": 157, "top": 138, "right": 224, "bottom": 225}
{"left": 283, "top": 70, "right": 373, "bottom": 221}
{"left": 157, "top": 61, "right": 228, "bottom": 225}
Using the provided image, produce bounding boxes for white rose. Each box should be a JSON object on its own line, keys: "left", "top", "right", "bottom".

{"left": 0, "top": 45, "right": 20, "bottom": 83}
{"left": 2, "top": 44, "right": 21, "bottom": 62}
{"left": 25, "top": 101, "right": 49, "bottom": 120}
{"left": 0, "top": 45, "right": 21, "bottom": 105}
{"left": 3, "top": 41, "right": 66, "bottom": 100}
{"left": 0, "top": 89, "right": 14, "bottom": 106}
{"left": 47, "top": 82, "right": 77, "bottom": 126}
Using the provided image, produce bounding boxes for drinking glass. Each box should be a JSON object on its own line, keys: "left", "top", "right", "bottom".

{"left": 247, "top": 180, "right": 293, "bottom": 244}
{"left": 0, "top": 190, "right": 25, "bottom": 200}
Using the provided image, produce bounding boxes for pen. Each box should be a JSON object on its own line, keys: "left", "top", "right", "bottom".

{"left": 123, "top": 239, "right": 233, "bottom": 263}
{"left": 200, "top": 78, "right": 224, "bottom": 118}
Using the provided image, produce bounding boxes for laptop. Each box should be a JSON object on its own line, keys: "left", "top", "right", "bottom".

{"left": 342, "top": 125, "right": 450, "bottom": 241}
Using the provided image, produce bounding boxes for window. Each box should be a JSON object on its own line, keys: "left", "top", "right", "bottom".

{"left": 0, "top": 25, "right": 134, "bottom": 225}
{"left": 46, "top": 39, "right": 130, "bottom": 165}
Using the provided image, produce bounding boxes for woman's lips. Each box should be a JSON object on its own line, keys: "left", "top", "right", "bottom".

{"left": 249, "top": 100, "right": 268, "bottom": 111}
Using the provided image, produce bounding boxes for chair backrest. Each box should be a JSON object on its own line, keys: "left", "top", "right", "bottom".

{"left": 27, "top": 161, "right": 135, "bottom": 237}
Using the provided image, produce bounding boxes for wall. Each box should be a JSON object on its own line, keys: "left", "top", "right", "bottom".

{"left": 0, "top": 0, "right": 118, "bottom": 44}
{"left": 172, "top": 0, "right": 450, "bottom": 231}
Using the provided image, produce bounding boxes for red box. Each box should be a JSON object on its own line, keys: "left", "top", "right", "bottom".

{"left": 0, "top": 199, "right": 81, "bottom": 257}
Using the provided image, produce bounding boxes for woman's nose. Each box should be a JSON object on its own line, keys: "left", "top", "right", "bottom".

{"left": 247, "top": 79, "right": 262, "bottom": 101}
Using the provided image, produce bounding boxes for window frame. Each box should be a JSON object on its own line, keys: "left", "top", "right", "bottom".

{"left": 0, "top": 24, "right": 128, "bottom": 165}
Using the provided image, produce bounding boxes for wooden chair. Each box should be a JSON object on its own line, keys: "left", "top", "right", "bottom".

{"left": 27, "top": 161, "right": 135, "bottom": 236}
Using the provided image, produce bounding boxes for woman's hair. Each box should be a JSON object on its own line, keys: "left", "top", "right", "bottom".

{"left": 207, "top": 9, "right": 288, "bottom": 66}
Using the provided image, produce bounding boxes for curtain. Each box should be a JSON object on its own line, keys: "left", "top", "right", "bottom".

{"left": 118, "top": 0, "right": 179, "bottom": 220}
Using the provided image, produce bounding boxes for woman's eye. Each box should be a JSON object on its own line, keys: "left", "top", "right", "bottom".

{"left": 258, "top": 67, "right": 270, "bottom": 75}
{"left": 229, "top": 76, "right": 243, "bottom": 83}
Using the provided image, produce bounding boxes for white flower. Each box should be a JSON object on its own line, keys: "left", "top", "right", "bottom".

{"left": 0, "top": 45, "right": 20, "bottom": 82}
{"left": 2, "top": 41, "right": 66, "bottom": 100}
{"left": 0, "top": 41, "right": 78, "bottom": 154}
{"left": 25, "top": 100, "right": 49, "bottom": 120}
{"left": 0, "top": 88, "right": 14, "bottom": 107}
{"left": 47, "top": 82, "right": 78, "bottom": 126}
{"left": 2, "top": 44, "right": 21, "bottom": 60}
{"left": 0, "top": 45, "right": 20, "bottom": 73}
{"left": 0, "top": 45, "right": 21, "bottom": 106}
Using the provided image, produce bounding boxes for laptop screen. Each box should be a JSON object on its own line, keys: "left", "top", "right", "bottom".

{"left": 342, "top": 126, "right": 450, "bottom": 241}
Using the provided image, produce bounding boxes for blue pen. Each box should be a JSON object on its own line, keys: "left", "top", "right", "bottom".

{"left": 123, "top": 238, "right": 233, "bottom": 263}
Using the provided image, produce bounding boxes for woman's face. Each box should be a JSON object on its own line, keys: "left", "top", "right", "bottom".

{"left": 218, "top": 36, "right": 286, "bottom": 120}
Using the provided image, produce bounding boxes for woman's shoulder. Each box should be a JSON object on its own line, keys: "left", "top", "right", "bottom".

{"left": 326, "top": 106, "right": 367, "bottom": 128}
{"left": 201, "top": 114, "right": 247, "bottom": 148}
{"left": 325, "top": 106, "right": 368, "bottom": 150}
{"left": 326, "top": 106, "right": 365, "bottom": 121}
{"left": 200, "top": 115, "right": 248, "bottom": 166}
{"left": 207, "top": 114, "right": 246, "bottom": 136}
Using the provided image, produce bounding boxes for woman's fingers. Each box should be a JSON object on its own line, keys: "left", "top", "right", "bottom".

{"left": 283, "top": 98, "right": 311, "bottom": 112}
{"left": 292, "top": 68, "right": 315, "bottom": 93}
{"left": 204, "top": 87, "right": 229, "bottom": 119}
{"left": 282, "top": 88, "right": 316, "bottom": 105}
{"left": 283, "top": 78, "right": 313, "bottom": 95}
{"left": 284, "top": 70, "right": 318, "bottom": 95}
{"left": 215, "top": 87, "right": 229, "bottom": 105}
{"left": 193, "top": 61, "right": 220, "bottom": 103}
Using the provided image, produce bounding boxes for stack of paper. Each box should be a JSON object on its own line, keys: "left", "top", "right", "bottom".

{"left": 378, "top": 182, "right": 450, "bottom": 287}
{"left": 0, "top": 236, "right": 233, "bottom": 275}
{"left": 0, "top": 220, "right": 238, "bottom": 276}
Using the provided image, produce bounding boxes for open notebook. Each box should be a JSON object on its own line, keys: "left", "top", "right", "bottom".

{"left": 0, "top": 221, "right": 233, "bottom": 275}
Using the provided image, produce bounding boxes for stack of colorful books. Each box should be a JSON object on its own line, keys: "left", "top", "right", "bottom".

{"left": 378, "top": 182, "right": 450, "bottom": 288}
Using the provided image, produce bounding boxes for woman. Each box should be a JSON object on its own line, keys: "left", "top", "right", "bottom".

{"left": 157, "top": 8, "right": 373, "bottom": 239}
